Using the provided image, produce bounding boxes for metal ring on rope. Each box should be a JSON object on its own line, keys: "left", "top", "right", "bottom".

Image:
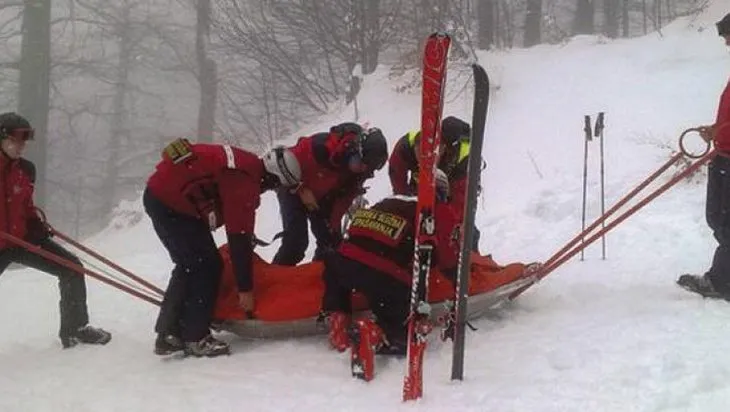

{"left": 679, "top": 127, "right": 711, "bottom": 159}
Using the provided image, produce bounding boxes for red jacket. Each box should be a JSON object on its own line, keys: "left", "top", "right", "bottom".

{"left": 146, "top": 143, "right": 264, "bottom": 291}
{"left": 715, "top": 79, "right": 730, "bottom": 154}
{"left": 339, "top": 197, "right": 460, "bottom": 285}
{"left": 388, "top": 132, "right": 469, "bottom": 218}
{"left": 291, "top": 131, "right": 370, "bottom": 230}
{"left": 0, "top": 154, "right": 41, "bottom": 250}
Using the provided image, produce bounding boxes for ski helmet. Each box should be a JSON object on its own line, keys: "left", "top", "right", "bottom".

{"left": 0, "top": 112, "right": 34, "bottom": 141}
{"left": 360, "top": 127, "right": 388, "bottom": 171}
{"left": 718, "top": 13, "right": 730, "bottom": 37}
{"left": 441, "top": 116, "right": 470, "bottom": 147}
{"left": 262, "top": 147, "right": 301, "bottom": 187}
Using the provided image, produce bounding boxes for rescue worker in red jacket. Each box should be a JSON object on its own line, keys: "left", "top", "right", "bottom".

{"left": 678, "top": 14, "right": 730, "bottom": 299}
{"left": 388, "top": 116, "right": 481, "bottom": 250}
{"left": 321, "top": 170, "right": 459, "bottom": 369}
{"left": 272, "top": 123, "right": 388, "bottom": 265}
{"left": 0, "top": 112, "right": 111, "bottom": 348}
{"left": 145, "top": 139, "right": 301, "bottom": 357}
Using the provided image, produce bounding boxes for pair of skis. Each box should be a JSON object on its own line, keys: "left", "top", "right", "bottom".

{"left": 345, "top": 31, "right": 490, "bottom": 400}
{"left": 401, "top": 32, "right": 491, "bottom": 401}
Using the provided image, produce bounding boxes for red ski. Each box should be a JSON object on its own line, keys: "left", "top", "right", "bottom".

{"left": 402, "top": 32, "right": 451, "bottom": 402}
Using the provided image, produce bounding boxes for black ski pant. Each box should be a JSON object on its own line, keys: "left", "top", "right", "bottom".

{"left": 0, "top": 238, "right": 88, "bottom": 340}
{"left": 144, "top": 189, "right": 222, "bottom": 343}
{"left": 706, "top": 154, "right": 730, "bottom": 294}
{"left": 272, "top": 189, "right": 338, "bottom": 265}
{"left": 321, "top": 252, "right": 410, "bottom": 346}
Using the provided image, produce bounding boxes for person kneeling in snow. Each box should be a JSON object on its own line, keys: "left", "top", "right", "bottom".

{"left": 677, "top": 14, "right": 730, "bottom": 299}
{"left": 145, "top": 140, "right": 301, "bottom": 357}
{"left": 320, "top": 170, "right": 460, "bottom": 376}
{"left": 0, "top": 112, "right": 111, "bottom": 349}
{"left": 271, "top": 123, "right": 388, "bottom": 265}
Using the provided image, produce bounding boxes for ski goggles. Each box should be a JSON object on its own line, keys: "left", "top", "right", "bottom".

{"left": 6, "top": 128, "right": 35, "bottom": 141}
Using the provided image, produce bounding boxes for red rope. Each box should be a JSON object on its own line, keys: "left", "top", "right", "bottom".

{"left": 0, "top": 231, "right": 162, "bottom": 306}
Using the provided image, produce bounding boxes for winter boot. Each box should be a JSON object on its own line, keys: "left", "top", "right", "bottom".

{"left": 183, "top": 335, "right": 231, "bottom": 358}
{"left": 376, "top": 336, "right": 407, "bottom": 356}
{"left": 327, "top": 312, "right": 351, "bottom": 352}
{"left": 349, "top": 318, "right": 384, "bottom": 381}
{"left": 154, "top": 334, "right": 185, "bottom": 356}
{"left": 61, "top": 325, "right": 112, "bottom": 349}
{"left": 677, "top": 274, "right": 728, "bottom": 300}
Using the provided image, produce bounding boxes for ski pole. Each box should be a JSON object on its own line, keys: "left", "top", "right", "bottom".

{"left": 543, "top": 151, "right": 684, "bottom": 272}
{"left": 0, "top": 230, "right": 162, "bottom": 306}
{"left": 595, "top": 112, "right": 606, "bottom": 259}
{"left": 542, "top": 149, "right": 714, "bottom": 276}
{"left": 544, "top": 127, "right": 711, "bottom": 271}
{"left": 580, "top": 115, "right": 592, "bottom": 261}
{"left": 510, "top": 149, "right": 715, "bottom": 300}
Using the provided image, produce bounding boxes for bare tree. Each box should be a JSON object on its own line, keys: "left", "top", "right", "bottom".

{"left": 477, "top": 0, "right": 496, "bottom": 49}
{"left": 57, "top": 0, "right": 197, "bottom": 221}
{"left": 524, "top": 0, "right": 543, "bottom": 47}
{"left": 213, "top": 0, "right": 400, "bottom": 143}
{"left": 18, "top": 0, "right": 52, "bottom": 206}
{"left": 572, "top": 0, "right": 595, "bottom": 35}
{"left": 604, "top": 0, "right": 620, "bottom": 38}
{"left": 195, "top": 0, "right": 216, "bottom": 142}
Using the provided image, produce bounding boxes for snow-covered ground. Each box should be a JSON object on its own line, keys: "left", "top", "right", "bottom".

{"left": 2, "top": 4, "right": 730, "bottom": 411}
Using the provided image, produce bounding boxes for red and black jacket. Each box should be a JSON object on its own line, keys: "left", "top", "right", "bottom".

{"left": 715, "top": 79, "right": 730, "bottom": 154}
{"left": 0, "top": 154, "right": 44, "bottom": 250}
{"left": 290, "top": 130, "right": 372, "bottom": 231}
{"left": 146, "top": 142, "right": 263, "bottom": 292}
{"left": 388, "top": 131, "right": 470, "bottom": 218}
{"left": 338, "top": 196, "right": 461, "bottom": 285}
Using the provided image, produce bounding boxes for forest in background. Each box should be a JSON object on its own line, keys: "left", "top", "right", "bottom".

{"left": 0, "top": 0, "right": 710, "bottom": 236}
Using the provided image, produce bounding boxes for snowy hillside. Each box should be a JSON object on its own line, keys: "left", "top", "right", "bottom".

{"left": 1, "top": 4, "right": 730, "bottom": 411}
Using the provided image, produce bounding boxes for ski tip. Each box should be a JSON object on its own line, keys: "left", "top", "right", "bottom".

{"left": 429, "top": 31, "right": 452, "bottom": 40}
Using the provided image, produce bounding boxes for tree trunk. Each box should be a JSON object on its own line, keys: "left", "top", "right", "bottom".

{"left": 604, "top": 0, "right": 619, "bottom": 38}
{"left": 524, "top": 0, "right": 542, "bottom": 47}
{"left": 196, "top": 0, "right": 217, "bottom": 142}
{"left": 17, "top": 0, "right": 51, "bottom": 207}
{"left": 361, "top": 0, "right": 380, "bottom": 75}
{"left": 621, "top": 0, "right": 629, "bottom": 37}
{"left": 104, "top": 5, "right": 132, "bottom": 219}
{"left": 477, "top": 0, "right": 495, "bottom": 49}
{"left": 572, "top": 0, "right": 595, "bottom": 35}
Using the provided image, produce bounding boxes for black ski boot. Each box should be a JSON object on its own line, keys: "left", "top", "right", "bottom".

{"left": 677, "top": 274, "right": 729, "bottom": 300}
{"left": 61, "top": 325, "right": 112, "bottom": 349}
{"left": 183, "top": 335, "right": 230, "bottom": 358}
{"left": 154, "top": 334, "right": 185, "bottom": 356}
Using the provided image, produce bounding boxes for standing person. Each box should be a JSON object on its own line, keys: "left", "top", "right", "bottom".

{"left": 388, "top": 115, "right": 482, "bottom": 250}
{"left": 145, "top": 139, "right": 301, "bottom": 357}
{"left": 272, "top": 123, "right": 388, "bottom": 266}
{"left": 321, "top": 170, "right": 460, "bottom": 376}
{"left": 0, "top": 112, "right": 111, "bottom": 348}
{"left": 678, "top": 14, "right": 730, "bottom": 299}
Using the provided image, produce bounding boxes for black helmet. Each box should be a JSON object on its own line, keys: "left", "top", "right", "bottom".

{"left": 360, "top": 127, "right": 388, "bottom": 171}
{"left": 718, "top": 13, "right": 730, "bottom": 37}
{"left": 0, "top": 112, "right": 34, "bottom": 140}
{"left": 441, "top": 116, "right": 470, "bottom": 146}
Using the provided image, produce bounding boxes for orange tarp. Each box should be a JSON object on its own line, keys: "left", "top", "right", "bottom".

{"left": 214, "top": 245, "right": 527, "bottom": 322}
